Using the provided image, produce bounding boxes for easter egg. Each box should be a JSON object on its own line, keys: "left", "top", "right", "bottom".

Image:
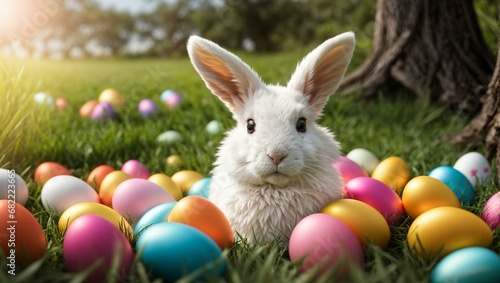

{"left": 482, "top": 191, "right": 500, "bottom": 230}
{"left": 90, "top": 101, "right": 115, "bottom": 122}
{"left": 346, "top": 148, "right": 380, "bottom": 175}
{"left": 86, "top": 164, "right": 115, "bottom": 190}
{"left": 134, "top": 202, "right": 177, "bottom": 235}
{"left": 138, "top": 99, "right": 158, "bottom": 117}
{"left": 0, "top": 201, "right": 47, "bottom": 267}
{"left": 430, "top": 247, "right": 500, "bottom": 283}
{"left": 148, "top": 173, "right": 183, "bottom": 200}
{"left": 0, "top": 169, "right": 29, "bottom": 205}
{"left": 58, "top": 202, "right": 134, "bottom": 239}
{"left": 171, "top": 170, "right": 205, "bottom": 195}
{"left": 332, "top": 156, "right": 368, "bottom": 184}
{"left": 166, "top": 155, "right": 182, "bottom": 166}
{"left": 99, "top": 170, "right": 132, "bottom": 207}
{"left": 121, "top": 159, "right": 150, "bottom": 179}
{"left": 112, "top": 178, "right": 175, "bottom": 223}
{"left": 169, "top": 196, "right": 233, "bottom": 249}
{"left": 453, "top": 152, "right": 491, "bottom": 187}
{"left": 160, "top": 89, "right": 182, "bottom": 108}
{"left": 34, "top": 161, "right": 72, "bottom": 185}
{"left": 137, "top": 222, "right": 226, "bottom": 282}
{"left": 206, "top": 120, "right": 222, "bottom": 135}
{"left": 344, "top": 177, "right": 404, "bottom": 226}
{"left": 55, "top": 97, "right": 69, "bottom": 112}
{"left": 157, "top": 130, "right": 183, "bottom": 144}
{"left": 79, "top": 100, "right": 99, "bottom": 118}
{"left": 33, "top": 92, "right": 54, "bottom": 107}
{"left": 321, "top": 199, "right": 390, "bottom": 248}
{"left": 41, "top": 175, "right": 100, "bottom": 215}
{"left": 402, "top": 176, "right": 460, "bottom": 218}
{"left": 63, "top": 215, "right": 134, "bottom": 282}
{"left": 289, "top": 213, "right": 364, "bottom": 275}
{"left": 371, "top": 156, "right": 410, "bottom": 193}
{"left": 188, "top": 177, "right": 211, "bottom": 198}
{"left": 428, "top": 166, "right": 474, "bottom": 206}
{"left": 407, "top": 207, "right": 493, "bottom": 260}
{"left": 98, "top": 88, "right": 125, "bottom": 108}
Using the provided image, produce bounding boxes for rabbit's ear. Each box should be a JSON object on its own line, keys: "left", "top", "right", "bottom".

{"left": 187, "top": 35, "right": 264, "bottom": 113}
{"left": 287, "top": 32, "right": 355, "bottom": 114}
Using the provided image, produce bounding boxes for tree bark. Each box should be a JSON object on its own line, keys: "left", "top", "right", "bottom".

{"left": 450, "top": 40, "right": 500, "bottom": 180}
{"left": 341, "top": 0, "right": 495, "bottom": 111}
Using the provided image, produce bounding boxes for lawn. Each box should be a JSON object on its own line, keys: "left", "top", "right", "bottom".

{"left": 1, "top": 52, "right": 499, "bottom": 282}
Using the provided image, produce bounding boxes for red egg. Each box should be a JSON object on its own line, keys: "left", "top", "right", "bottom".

{"left": 0, "top": 200, "right": 47, "bottom": 268}
{"left": 34, "top": 161, "right": 72, "bottom": 185}
{"left": 86, "top": 165, "right": 115, "bottom": 190}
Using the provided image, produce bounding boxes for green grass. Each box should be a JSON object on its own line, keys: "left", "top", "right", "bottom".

{"left": 1, "top": 53, "right": 499, "bottom": 282}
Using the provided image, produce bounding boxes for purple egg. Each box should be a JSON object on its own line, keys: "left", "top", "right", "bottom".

{"left": 63, "top": 214, "right": 134, "bottom": 282}
{"left": 90, "top": 101, "right": 115, "bottom": 122}
{"left": 121, "top": 159, "right": 151, "bottom": 179}
{"left": 138, "top": 99, "right": 158, "bottom": 117}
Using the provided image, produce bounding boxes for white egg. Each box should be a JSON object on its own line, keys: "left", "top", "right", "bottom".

{"left": 33, "top": 92, "right": 55, "bottom": 107}
{"left": 453, "top": 152, "right": 491, "bottom": 187}
{"left": 0, "top": 169, "right": 29, "bottom": 205}
{"left": 206, "top": 120, "right": 222, "bottom": 135}
{"left": 41, "top": 175, "right": 100, "bottom": 215}
{"left": 346, "top": 148, "right": 380, "bottom": 175}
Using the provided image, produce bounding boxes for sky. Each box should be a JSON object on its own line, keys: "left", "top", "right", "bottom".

{"left": 97, "top": 0, "right": 168, "bottom": 14}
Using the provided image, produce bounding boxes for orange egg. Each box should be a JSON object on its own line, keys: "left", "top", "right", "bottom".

{"left": 0, "top": 200, "right": 47, "bottom": 267}
{"left": 168, "top": 196, "right": 233, "bottom": 249}
{"left": 87, "top": 165, "right": 115, "bottom": 190}
{"left": 56, "top": 97, "right": 69, "bottom": 112}
{"left": 371, "top": 156, "right": 410, "bottom": 193}
{"left": 34, "top": 161, "right": 72, "bottom": 185}
{"left": 79, "top": 100, "right": 99, "bottom": 118}
{"left": 99, "top": 171, "right": 131, "bottom": 206}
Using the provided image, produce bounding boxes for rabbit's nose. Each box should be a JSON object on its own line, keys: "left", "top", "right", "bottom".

{"left": 268, "top": 154, "right": 286, "bottom": 165}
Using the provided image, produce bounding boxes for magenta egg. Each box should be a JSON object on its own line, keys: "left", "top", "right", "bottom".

{"left": 333, "top": 156, "right": 368, "bottom": 184}
{"left": 90, "top": 101, "right": 115, "bottom": 122}
{"left": 482, "top": 191, "right": 500, "bottom": 230}
{"left": 138, "top": 99, "right": 158, "bottom": 117}
{"left": 63, "top": 214, "right": 134, "bottom": 282}
{"left": 289, "top": 213, "right": 364, "bottom": 276}
{"left": 112, "top": 178, "right": 175, "bottom": 223}
{"left": 121, "top": 160, "right": 150, "bottom": 179}
{"left": 344, "top": 177, "right": 404, "bottom": 226}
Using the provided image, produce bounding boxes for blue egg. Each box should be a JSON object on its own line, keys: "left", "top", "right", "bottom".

{"left": 431, "top": 247, "right": 500, "bottom": 283}
{"left": 188, "top": 178, "right": 211, "bottom": 198}
{"left": 134, "top": 202, "right": 177, "bottom": 235}
{"left": 428, "top": 166, "right": 474, "bottom": 206}
{"left": 137, "top": 222, "right": 226, "bottom": 282}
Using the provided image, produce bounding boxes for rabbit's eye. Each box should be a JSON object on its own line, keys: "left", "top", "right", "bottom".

{"left": 296, "top": 117, "right": 307, "bottom": 133}
{"left": 247, "top": 119, "right": 256, "bottom": 134}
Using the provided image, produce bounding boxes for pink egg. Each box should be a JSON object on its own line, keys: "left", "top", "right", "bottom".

{"left": 90, "top": 101, "right": 115, "bottom": 122}
{"left": 344, "top": 177, "right": 404, "bottom": 226}
{"left": 289, "top": 213, "right": 364, "bottom": 277}
{"left": 63, "top": 214, "right": 133, "bottom": 282}
{"left": 138, "top": 99, "right": 158, "bottom": 117}
{"left": 56, "top": 97, "right": 69, "bottom": 112}
{"left": 121, "top": 160, "right": 150, "bottom": 179}
{"left": 333, "top": 156, "right": 368, "bottom": 184}
{"left": 482, "top": 191, "right": 500, "bottom": 230}
{"left": 112, "top": 178, "right": 175, "bottom": 223}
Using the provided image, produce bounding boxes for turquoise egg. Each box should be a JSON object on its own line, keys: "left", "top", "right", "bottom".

{"left": 137, "top": 222, "right": 226, "bottom": 282}
{"left": 431, "top": 247, "right": 500, "bottom": 283}
{"left": 188, "top": 178, "right": 211, "bottom": 198}
{"left": 157, "top": 131, "right": 183, "bottom": 144}
{"left": 134, "top": 202, "right": 177, "bottom": 235}
{"left": 428, "top": 166, "right": 474, "bottom": 206}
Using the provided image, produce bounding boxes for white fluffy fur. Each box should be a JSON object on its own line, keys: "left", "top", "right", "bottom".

{"left": 187, "top": 32, "right": 355, "bottom": 245}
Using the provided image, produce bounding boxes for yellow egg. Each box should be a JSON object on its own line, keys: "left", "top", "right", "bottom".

{"left": 371, "top": 156, "right": 410, "bottom": 193}
{"left": 171, "top": 170, "right": 205, "bottom": 195}
{"left": 99, "top": 171, "right": 132, "bottom": 206}
{"left": 166, "top": 155, "right": 182, "bottom": 166}
{"left": 321, "top": 199, "right": 390, "bottom": 248}
{"left": 59, "top": 202, "right": 134, "bottom": 240}
{"left": 402, "top": 176, "right": 460, "bottom": 218}
{"left": 407, "top": 207, "right": 492, "bottom": 260}
{"left": 148, "top": 173, "right": 183, "bottom": 200}
{"left": 98, "top": 88, "right": 125, "bottom": 108}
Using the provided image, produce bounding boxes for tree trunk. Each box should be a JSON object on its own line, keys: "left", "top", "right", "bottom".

{"left": 450, "top": 41, "right": 500, "bottom": 180}
{"left": 341, "top": 0, "right": 495, "bottom": 111}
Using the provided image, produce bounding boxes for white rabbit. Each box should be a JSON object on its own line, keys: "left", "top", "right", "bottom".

{"left": 187, "top": 32, "right": 355, "bottom": 245}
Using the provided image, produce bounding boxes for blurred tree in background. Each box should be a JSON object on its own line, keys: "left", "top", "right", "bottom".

{"left": 0, "top": 0, "right": 497, "bottom": 58}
